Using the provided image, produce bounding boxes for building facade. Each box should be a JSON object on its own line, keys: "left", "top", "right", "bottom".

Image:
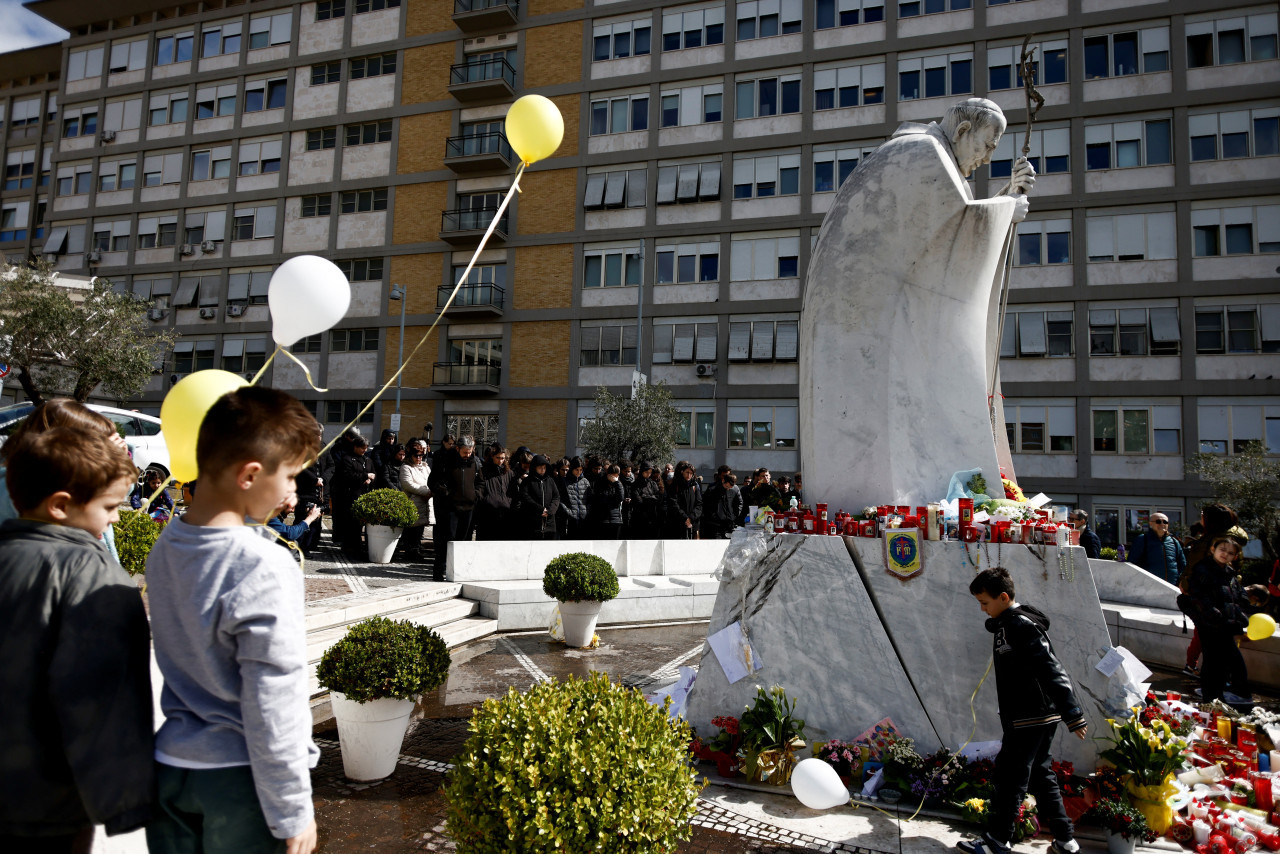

{"left": 1, "top": 0, "right": 1277, "bottom": 548}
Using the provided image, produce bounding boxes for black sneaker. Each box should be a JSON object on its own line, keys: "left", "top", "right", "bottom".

{"left": 1181, "top": 665, "right": 1200, "bottom": 677}
{"left": 957, "top": 834, "right": 1011, "bottom": 854}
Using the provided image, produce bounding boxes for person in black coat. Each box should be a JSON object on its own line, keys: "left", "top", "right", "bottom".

{"left": 700, "top": 472, "right": 743, "bottom": 539}
{"left": 369, "top": 428, "right": 399, "bottom": 485}
{"left": 332, "top": 435, "right": 375, "bottom": 554}
{"left": 629, "top": 462, "right": 663, "bottom": 539}
{"left": 294, "top": 422, "right": 325, "bottom": 555}
{"left": 476, "top": 445, "right": 514, "bottom": 541}
{"left": 427, "top": 436, "right": 485, "bottom": 581}
{"left": 373, "top": 443, "right": 405, "bottom": 491}
{"left": 519, "top": 454, "right": 561, "bottom": 539}
{"left": 590, "top": 465, "right": 625, "bottom": 539}
{"left": 1185, "top": 536, "right": 1251, "bottom": 704}
{"left": 664, "top": 460, "right": 703, "bottom": 539}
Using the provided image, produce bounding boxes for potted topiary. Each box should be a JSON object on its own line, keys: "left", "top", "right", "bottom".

{"left": 316, "top": 615, "right": 451, "bottom": 781}
{"left": 542, "top": 552, "right": 620, "bottom": 647}
{"left": 113, "top": 508, "right": 165, "bottom": 576}
{"left": 351, "top": 488, "right": 418, "bottom": 564}
{"left": 444, "top": 671, "right": 701, "bottom": 852}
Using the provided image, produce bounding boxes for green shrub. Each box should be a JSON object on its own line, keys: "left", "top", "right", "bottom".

{"left": 1100, "top": 547, "right": 1118, "bottom": 561}
{"left": 542, "top": 552, "right": 620, "bottom": 603}
{"left": 316, "top": 615, "right": 451, "bottom": 703}
{"left": 444, "top": 672, "right": 701, "bottom": 853}
{"left": 113, "top": 509, "right": 164, "bottom": 576}
{"left": 351, "top": 488, "right": 418, "bottom": 528}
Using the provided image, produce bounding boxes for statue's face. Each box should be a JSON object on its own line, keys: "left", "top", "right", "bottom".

{"left": 951, "top": 118, "right": 1004, "bottom": 178}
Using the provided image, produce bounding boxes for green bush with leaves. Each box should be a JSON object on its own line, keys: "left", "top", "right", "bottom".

{"left": 542, "top": 552, "right": 620, "bottom": 602}
{"left": 113, "top": 509, "right": 164, "bottom": 576}
{"left": 317, "top": 616, "right": 451, "bottom": 703}
{"left": 1100, "top": 547, "right": 1119, "bottom": 561}
{"left": 444, "top": 672, "right": 701, "bottom": 853}
{"left": 351, "top": 488, "right": 418, "bottom": 528}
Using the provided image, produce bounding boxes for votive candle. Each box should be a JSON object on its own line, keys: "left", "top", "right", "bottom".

{"left": 1219, "top": 717, "right": 1234, "bottom": 741}
{"left": 1195, "top": 820, "right": 1213, "bottom": 844}
{"left": 1270, "top": 750, "right": 1280, "bottom": 772}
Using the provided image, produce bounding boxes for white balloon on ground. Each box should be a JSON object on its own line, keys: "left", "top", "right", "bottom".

{"left": 791, "top": 758, "right": 851, "bottom": 810}
{"left": 268, "top": 255, "right": 352, "bottom": 348}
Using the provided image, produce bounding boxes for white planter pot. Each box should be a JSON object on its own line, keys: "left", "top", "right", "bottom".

{"left": 365, "top": 524, "right": 401, "bottom": 564}
{"left": 559, "top": 599, "right": 603, "bottom": 648}
{"left": 1106, "top": 831, "right": 1137, "bottom": 854}
{"left": 330, "top": 692, "right": 415, "bottom": 781}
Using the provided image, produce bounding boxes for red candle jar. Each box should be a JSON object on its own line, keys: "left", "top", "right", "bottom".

{"left": 962, "top": 526, "right": 980, "bottom": 542}
{"left": 958, "top": 498, "right": 974, "bottom": 528}
{"left": 1252, "top": 774, "right": 1274, "bottom": 813}
{"left": 860, "top": 520, "right": 876, "bottom": 537}
{"left": 844, "top": 518, "right": 858, "bottom": 536}
{"left": 816, "top": 503, "right": 828, "bottom": 523}
{"left": 904, "top": 515, "right": 919, "bottom": 529}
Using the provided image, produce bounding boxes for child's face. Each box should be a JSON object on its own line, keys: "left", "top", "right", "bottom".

{"left": 245, "top": 460, "right": 303, "bottom": 521}
{"left": 1212, "top": 542, "right": 1240, "bottom": 566}
{"left": 61, "top": 475, "right": 133, "bottom": 538}
{"left": 974, "top": 591, "right": 1013, "bottom": 619}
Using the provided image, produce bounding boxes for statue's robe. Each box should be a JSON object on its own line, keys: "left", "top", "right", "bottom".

{"left": 799, "top": 122, "right": 1017, "bottom": 511}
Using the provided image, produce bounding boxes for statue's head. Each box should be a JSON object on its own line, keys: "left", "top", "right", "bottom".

{"left": 941, "top": 98, "right": 1007, "bottom": 178}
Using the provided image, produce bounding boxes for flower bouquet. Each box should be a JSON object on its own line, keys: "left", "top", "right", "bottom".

{"left": 738, "top": 685, "right": 806, "bottom": 785}
{"left": 880, "top": 735, "right": 924, "bottom": 796}
{"left": 1053, "top": 760, "right": 1097, "bottom": 822}
{"left": 956, "top": 796, "right": 1039, "bottom": 842}
{"left": 815, "top": 739, "right": 862, "bottom": 784}
{"left": 1082, "top": 796, "right": 1158, "bottom": 843}
{"left": 907, "top": 748, "right": 964, "bottom": 806}
{"left": 1098, "top": 707, "right": 1188, "bottom": 833}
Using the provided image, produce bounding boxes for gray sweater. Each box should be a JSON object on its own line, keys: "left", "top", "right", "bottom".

{"left": 146, "top": 518, "right": 318, "bottom": 839}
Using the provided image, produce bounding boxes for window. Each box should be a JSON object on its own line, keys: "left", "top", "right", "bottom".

{"left": 249, "top": 12, "right": 292, "bottom": 49}
{"left": 1195, "top": 305, "right": 1280, "bottom": 354}
{"left": 191, "top": 146, "right": 232, "bottom": 181}
{"left": 590, "top": 93, "right": 649, "bottom": 135}
{"left": 350, "top": 52, "right": 397, "bottom": 79}
{"left": 67, "top": 46, "right": 104, "bottom": 81}
{"left": 1084, "top": 27, "right": 1170, "bottom": 78}
{"left": 583, "top": 168, "right": 647, "bottom": 210}
{"left": 593, "top": 19, "right": 652, "bottom": 61}
{"left": 988, "top": 40, "right": 1068, "bottom": 89}
{"left": 899, "top": 0, "right": 968, "bottom": 17}
{"left": 142, "top": 152, "right": 184, "bottom": 187}
{"left": 340, "top": 189, "right": 388, "bottom": 213}
{"left": 1187, "top": 13, "right": 1278, "bottom": 68}
{"left": 727, "top": 404, "right": 797, "bottom": 449}
{"left": 735, "top": 73, "right": 802, "bottom": 118}
{"left": 657, "top": 240, "right": 720, "bottom": 284}
{"left": 4, "top": 150, "right": 35, "bottom": 191}
{"left": 131, "top": 277, "right": 174, "bottom": 307}
{"left": 336, "top": 258, "right": 384, "bottom": 281}
{"left": 1089, "top": 307, "right": 1180, "bottom": 356}
{"left": 1000, "top": 310, "right": 1073, "bottom": 358}
{"left": 1014, "top": 219, "right": 1071, "bottom": 266}
{"left": 815, "top": 0, "right": 884, "bottom": 27}
{"left": 136, "top": 215, "right": 179, "bottom": 248}
{"left": 660, "top": 82, "right": 723, "bottom": 127}
{"left": 307, "top": 127, "right": 337, "bottom": 150}
{"left": 62, "top": 107, "right": 98, "bottom": 138}
{"left": 96, "top": 159, "right": 137, "bottom": 193}
{"left": 148, "top": 91, "right": 189, "bottom": 127}
{"left": 182, "top": 209, "right": 227, "bottom": 245}
{"left": 195, "top": 84, "right": 238, "bottom": 119}
{"left": 325, "top": 401, "right": 375, "bottom": 424}
{"left": 655, "top": 161, "right": 721, "bottom": 204}
{"left": 311, "top": 62, "right": 342, "bottom": 85}
{"left": 173, "top": 341, "right": 217, "bottom": 374}
{"left": 244, "top": 78, "right": 287, "bottom": 113}
{"left": 220, "top": 339, "right": 269, "bottom": 374}
{"left": 1198, "top": 402, "right": 1280, "bottom": 455}
{"left": 727, "top": 318, "right": 798, "bottom": 361}
{"left": 9, "top": 98, "right": 41, "bottom": 128}
{"left": 317, "top": 0, "right": 347, "bottom": 20}
{"left": 301, "top": 194, "right": 332, "bottom": 217}
{"left": 583, "top": 245, "right": 643, "bottom": 288}
{"left": 447, "top": 339, "right": 502, "bottom": 367}
{"left": 730, "top": 233, "right": 800, "bottom": 280}
{"left": 1084, "top": 119, "right": 1172, "bottom": 170}
{"left": 662, "top": 5, "right": 726, "bottom": 50}
{"left": 1004, "top": 403, "right": 1075, "bottom": 453}
{"left": 101, "top": 98, "right": 143, "bottom": 135}
{"left": 737, "top": 0, "right": 802, "bottom": 39}
{"left": 236, "top": 140, "right": 282, "bottom": 177}
{"left": 1093, "top": 404, "right": 1180, "bottom": 454}
{"left": 173, "top": 275, "right": 220, "bottom": 309}
{"left": 1085, "top": 211, "right": 1177, "bottom": 261}
{"left": 202, "top": 20, "right": 242, "bottom": 57}
{"left": 232, "top": 205, "right": 278, "bottom": 240}
{"left": 1, "top": 203, "right": 30, "bottom": 242}
{"left": 108, "top": 39, "right": 148, "bottom": 73}
{"left": 455, "top": 191, "right": 502, "bottom": 228}
{"left": 455, "top": 49, "right": 514, "bottom": 84}
{"left": 292, "top": 333, "right": 322, "bottom": 353}
{"left": 345, "top": 120, "right": 393, "bottom": 146}
{"left": 674, "top": 408, "right": 717, "bottom": 449}
{"left": 1192, "top": 205, "right": 1280, "bottom": 257}
{"left": 580, "top": 323, "right": 638, "bottom": 366}
{"left": 155, "top": 31, "right": 195, "bottom": 66}
{"left": 355, "top": 0, "right": 400, "bottom": 11}
{"left": 652, "top": 321, "right": 717, "bottom": 363}
{"left": 813, "top": 62, "right": 886, "bottom": 109}
{"left": 898, "top": 50, "right": 973, "bottom": 101}
{"left": 228, "top": 270, "right": 272, "bottom": 305}
{"left": 56, "top": 164, "right": 93, "bottom": 196}
{"left": 331, "top": 328, "right": 381, "bottom": 352}
{"left": 991, "top": 127, "right": 1070, "bottom": 177}
{"left": 451, "top": 263, "right": 506, "bottom": 306}
{"left": 733, "top": 152, "right": 800, "bottom": 199}
{"left": 813, "top": 144, "right": 879, "bottom": 192}
{"left": 1190, "top": 109, "right": 1280, "bottom": 161}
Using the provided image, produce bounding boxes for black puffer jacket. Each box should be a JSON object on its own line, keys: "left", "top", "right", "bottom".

{"left": 664, "top": 476, "right": 703, "bottom": 537}
{"left": 1186, "top": 557, "right": 1248, "bottom": 634}
{"left": 590, "top": 478, "right": 625, "bottom": 525}
{"left": 519, "top": 458, "right": 561, "bottom": 535}
{"left": 987, "top": 604, "right": 1086, "bottom": 732}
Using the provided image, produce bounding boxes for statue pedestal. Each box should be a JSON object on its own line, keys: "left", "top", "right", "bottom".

{"left": 685, "top": 533, "right": 1114, "bottom": 768}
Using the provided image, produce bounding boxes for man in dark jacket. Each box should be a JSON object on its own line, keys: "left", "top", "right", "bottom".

{"left": 519, "top": 454, "right": 561, "bottom": 539}
{"left": 1069, "top": 510, "right": 1102, "bottom": 559}
{"left": 475, "top": 445, "right": 514, "bottom": 541}
{"left": 590, "top": 465, "right": 626, "bottom": 539}
{"left": 1128, "top": 513, "right": 1186, "bottom": 585}
{"left": 665, "top": 460, "right": 703, "bottom": 539}
{"left": 369, "top": 428, "right": 399, "bottom": 484}
{"left": 700, "top": 471, "right": 743, "bottom": 539}
{"left": 427, "top": 435, "right": 484, "bottom": 581}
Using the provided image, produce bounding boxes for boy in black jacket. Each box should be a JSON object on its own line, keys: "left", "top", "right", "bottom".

{"left": 960, "top": 568, "right": 1087, "bottom": 854}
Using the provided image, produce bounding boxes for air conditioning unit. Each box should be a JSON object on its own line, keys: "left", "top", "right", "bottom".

{"left": 147, "top": 308, "right": 166, "bottom": 322}
{"left": 198, "top": 307, "right": 218, "bottom": 320}
{"left": 85, "top": 250, "right": 102, "bottom": 263}
{"left": 200, "top": 240, "right": 217, "bottom": 253}
{"left": 100, "top": 130, "right": 116, "bottom": 143}
{"left": 179, "top": 243, "right": 195, "bottom": 256}
{"left": 695, "top": 363, "right": 717, "bottom": 377}
{"left": 226, "top": 304, "right": 245, "bottom": 317}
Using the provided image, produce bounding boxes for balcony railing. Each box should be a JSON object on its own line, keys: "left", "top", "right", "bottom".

{"left": 433, "top": 362, "right": 501, "bottom": 389}
{"left": 437, "top": 283, "right": 505, "bottom": 312}
{"left": 443, "top": 131, "right": 514, "bottom": 172}
{"left": 440, "top": 207, "right": 508, "bottom": 244}
{"left": 448, "top": 57, "right": 516, "bottom": 100}
{"left": 453, "top": 0, "right": 518, "bottom": 30}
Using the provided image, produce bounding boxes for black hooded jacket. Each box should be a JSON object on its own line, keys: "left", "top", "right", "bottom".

{"left": 986, "top": 603, "right": 1086, "bottom": 732}
{"left": 518, "top": 456, "right": 561, "bottom": 535}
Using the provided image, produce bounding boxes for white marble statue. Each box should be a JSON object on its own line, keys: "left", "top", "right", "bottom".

{"left": 799, "top": 98, "right": 1036, "bottom": 511}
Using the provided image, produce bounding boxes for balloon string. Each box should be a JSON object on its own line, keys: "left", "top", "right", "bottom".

{"left": 278, "top": 347, "right": 329, "bottom": 392}
{"left": 247, "top": 520, "right": 306, "bottom": 572}
{"left": 310, "top": 161, "right": 528, "bottom": 465}
{"left": 249, "top": 347, "right": 280, "bottom": 386}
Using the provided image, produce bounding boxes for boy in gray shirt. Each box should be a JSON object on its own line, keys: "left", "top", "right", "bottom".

{"left": 146, "top": 387, "right": 321, "bottom": 854}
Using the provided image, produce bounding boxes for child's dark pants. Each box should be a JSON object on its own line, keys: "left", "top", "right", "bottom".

{"left": 990, "top": 723, "right": 1073, "bottom": 845}
{"left": 1199, "top": 627, "right": 1247, "bottom": 702}
{"left": 146, "top": 763, "right": 284, "bottom": 854}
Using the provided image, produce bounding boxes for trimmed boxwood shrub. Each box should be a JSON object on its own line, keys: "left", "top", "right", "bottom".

{"left": 542, "top": 552, "right": 620, "bottom": 603}
{"left": 113, "top": 509, "right": 164, "bottom": 576}
{"left": 351, "top": 488, "right": 418, "bottom": 528}
{"left": 316, "top": 615, "right": 451, "bottom": 703}
{"left": 444, "top": 671, "right": 702, "bottom": 853}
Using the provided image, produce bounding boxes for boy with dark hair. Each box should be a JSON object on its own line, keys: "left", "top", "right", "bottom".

{"left": 145, "top": 387, "right": 321, "bottom": 854}
{"left": 0, "top": 427, "right": 154, "bottom": 852}
{"left": 960, "top": 568, "right": 1088, "bottom": 854}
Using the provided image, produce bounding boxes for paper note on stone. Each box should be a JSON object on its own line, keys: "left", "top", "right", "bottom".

{"left": 708, "top": 621, "right": 762, "bottom": 685}
{"left": 1095, "top": 647, "right": 1126, "bottom": 677}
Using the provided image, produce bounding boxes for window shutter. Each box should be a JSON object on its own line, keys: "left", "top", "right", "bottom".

{"left": 672, "top": 324, "right": 695, "bottom": 361}
{"left": 655, "top": 166, "right": 677, "bottom": 204}
{"left": 1017, "top": 312, "right": 1047, "bottom": 355}
{"left": 728, "top": 322, "right": 751, "bottom": 360}
{"left": 699, "top": 161, "right": 721, "bottom": 200}
{"left": 1149, "top": 307, "right": 1180, "bottom": 342}
{"left": 751, "top": 321, "right": 774, "bottom": 359}
{"left": 775, "top": 320, "right": 798, "bottom": 360}
{"left": 695, "top": 324, "right": 717, "bottom": 361}
{"left": 626, "top": 169, "right": 646, "bottom": 208}
{"left": 603, "top": 171, "right": 626, "bottom": 207}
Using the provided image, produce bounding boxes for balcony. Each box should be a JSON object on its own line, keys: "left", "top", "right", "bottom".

{"left": 433, "top": 362, "right": 501, "bottom": 392}
{"left": 448, "top": 56, "right": 516, "bottom": 102}
{"left": 444, "top": 131, "right": 514, "bottom": 173}
{"left": 437, "top": 283, "right": 505, "bottom": 316}
{"left": 453, "top": 0, "right": 518, "bottom": 32}
{"left": 440, "top": 206, "right": 508, "bottom": 245}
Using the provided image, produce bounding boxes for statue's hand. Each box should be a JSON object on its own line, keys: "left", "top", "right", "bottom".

{"left": 1009, "top": 156, "right": 1036, "bottom": 195}
{"left": 1011, "top": 193, "right": 1030, "bottom": 224}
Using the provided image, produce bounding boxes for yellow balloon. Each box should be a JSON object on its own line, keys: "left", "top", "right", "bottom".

{"left": 1247, "top": 613, "right": 1277, "bottom": 642}
{"left": 160, "top": 370, "right": 249, "bottom": 482}
{"left": 505, "top": 95, "right": 564, "bottom": 164}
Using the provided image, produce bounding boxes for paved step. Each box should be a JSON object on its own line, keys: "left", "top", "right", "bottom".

{"left": 306, "top": 597, "right": 480, "bottom": 664}
{"left": 436, "top": 615, "right": 499, "bottom": 649}
{"left": 304, "top": 582, "right": 462, "bottom": 633}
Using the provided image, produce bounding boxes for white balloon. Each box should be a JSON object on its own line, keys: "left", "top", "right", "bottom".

{"left": 791, "top": 758, "right": 851, "bottom": 810}
{"left": 268, "top": 255, "right": 352, "bottom": 348}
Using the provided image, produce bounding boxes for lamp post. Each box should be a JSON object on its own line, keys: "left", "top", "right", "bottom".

{"left": 388, "top": 284, "right": 407, "bottom": 424}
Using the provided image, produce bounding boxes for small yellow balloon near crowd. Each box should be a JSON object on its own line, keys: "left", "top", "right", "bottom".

{"left": 161, "top": 370, "right": 248, "bottom": 482}
{"left": 1247, "top": 612, "right": 1277, "bottom": 642}
{"left": 505, "top": 95, "right": 564, "bottom": 165}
